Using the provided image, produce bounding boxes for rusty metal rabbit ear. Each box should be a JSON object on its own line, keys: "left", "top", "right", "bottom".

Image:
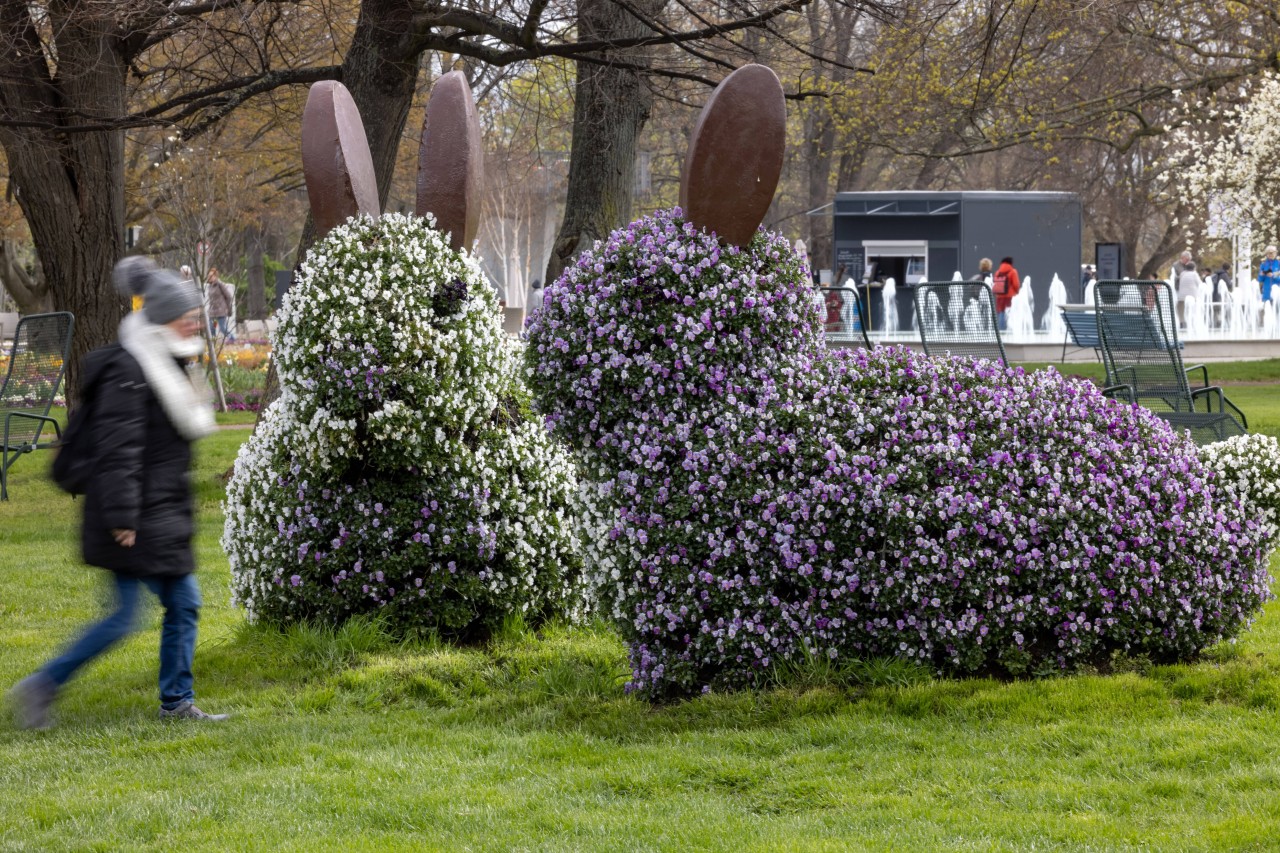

{"left": 301, "top": 81, "right": 381, "bottom": 239}
{"left": 679, "top": 64, "right": 786, "bottom": 248}
{"left": 416, "top": 71, "right": 484, "bottom": 253}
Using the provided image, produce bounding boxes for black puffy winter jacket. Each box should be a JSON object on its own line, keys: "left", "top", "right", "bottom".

{"left": 80, "top": 348, "right": 196, "bottom": 577}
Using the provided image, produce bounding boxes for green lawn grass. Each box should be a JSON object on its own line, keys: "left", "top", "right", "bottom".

{"left": 1018, "top": 359, "right": 1280, "bottom": 439}
{"left": 3, "top": 388, "right": 1280, "bottom": 850}
{"left": 214, "top": 408, "right": 260, "bottom": 426}
{"left": 1018, "top": 357, "right": 1280, "bottom": 384}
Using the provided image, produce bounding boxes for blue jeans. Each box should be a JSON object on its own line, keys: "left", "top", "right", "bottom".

{"left": 42, "top": 573, "right": 202, "bottom": 709}
{"left": 211, "top": 316, "right": 233, "bottom": 340}
{"left": 997, "top": 310, "right": 1008, "bottom": 331}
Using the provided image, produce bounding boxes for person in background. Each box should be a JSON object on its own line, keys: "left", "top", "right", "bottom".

{"left": 1136, "top": 270, "right": 1163, "bottom": 310}
{"left": 7, "top": 257, "right": 227, "bottom": 729}
{"left": 1259, "top": 245, "right": 1280, "bottom": 304}
{"left": 1171, "top": 250, "right": 1193, "bottom": 284}
{"left": 958, "top": 256, "right": 991, "bottom": 316}
{"left": 1212, "top": 263, "right": 1232, "bottom": 294}
{"left": 992, "top": 257, "right": 1020, "bottom": 330}
{"left": 1176, "top": 257, "right": 1201, "bottom": 330}
{"left": 526, "top": 278, "right": 544, "bottom": 317}
{"left": 1210, "top": 263, "right": 1232, "bottom": 327}
{"left": 824, "top": 286, "right": 845, "bottom": 335}
{"left": 205, "top": 266, "right": 235, "bottom": 342}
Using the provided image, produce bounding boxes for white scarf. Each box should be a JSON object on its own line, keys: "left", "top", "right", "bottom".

{"left": 118, "top": 311, "right": 216, "bottom": 441}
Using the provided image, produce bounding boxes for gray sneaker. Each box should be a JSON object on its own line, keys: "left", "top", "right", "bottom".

{"left": 8, "top": 673, "right": 57, "bottom": 731}
{"left": 159, "top": 701, "right": 229, "bottom": 722}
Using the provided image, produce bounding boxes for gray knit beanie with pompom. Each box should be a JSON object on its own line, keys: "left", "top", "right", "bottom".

{"left": 113, "top": 256, "right": 201, "bottom": 325}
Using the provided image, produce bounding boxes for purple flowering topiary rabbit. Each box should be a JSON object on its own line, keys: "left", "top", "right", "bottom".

{"left": 526, "top": 65, "right": 1272, "bottom": 698}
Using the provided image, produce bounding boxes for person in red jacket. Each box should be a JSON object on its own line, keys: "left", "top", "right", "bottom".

{"left": 992, "top": 256, "right": 1021, "bottom": 330}
{"left": 824, "top": 288, "right": 845, "bottom": 334}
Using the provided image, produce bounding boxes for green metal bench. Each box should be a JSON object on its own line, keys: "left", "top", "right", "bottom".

{"left": 1, "top": 312, "right": 75, "bottom": 499}
{"left": 1093, "top": 281, "right": 1245, "bottom": 445}
{"left": 1059, "top": 308, "right": 1101, "bottom": 362}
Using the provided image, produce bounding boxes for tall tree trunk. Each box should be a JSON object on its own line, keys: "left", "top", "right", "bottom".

{"left": 341, "top": 0, "right": 420, "bottom": 210}
{"left": 910, "top": 137, "right": 957, "bottom": 190}
{"left": 837, "top": 150, "right": 866, "bottom": 191}
{"left": 0, "top": 8, "right": 127, "bottom": 408}
{"left": 803, "top": 0, "right": 865, "bottom": 278}
{"left": 294, "top": 0, "right": 421, "bottom": 261}
{"left": 245, "top": 225, "right": 267, "bottom": 320}
{"left": 0, "top": 240, "right": 52, "bottom": 313}
{"left": 545, "top": 0, "right": 666, "bottom": 286}
{"left": 804, "top": 111, "right": 836, "bottom": 277}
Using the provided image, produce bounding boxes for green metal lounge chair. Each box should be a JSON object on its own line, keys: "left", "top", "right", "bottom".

{"left": 1, "top": 312, "right": 74, "bottom": 499}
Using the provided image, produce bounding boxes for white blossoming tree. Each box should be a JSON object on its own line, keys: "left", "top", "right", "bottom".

{"left": 1168, "top": 73, "right": 1280, "bottom": 247}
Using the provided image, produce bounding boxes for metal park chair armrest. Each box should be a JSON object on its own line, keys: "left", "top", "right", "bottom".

{"left": 1226, "top": 396, "right": 1249, "bottom": 429}
{"left": 3, "top": 411, "right": 62, "bottom": 451}
{"left": 1187, "top": 386, "right": 1249, "bottom": 429}
{"left": 1101, "top": 383, "right": 1135, "bottom": 404}
{"left": 1183, "top": 363, "right": 1210, "bottom": 389}
{"left": 1110, "top": 364, "right": 1138, "bottom": 390}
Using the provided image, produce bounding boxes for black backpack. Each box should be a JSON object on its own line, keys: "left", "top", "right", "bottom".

{"left": 52, "top": 344, "right": 123, "bottom": 496}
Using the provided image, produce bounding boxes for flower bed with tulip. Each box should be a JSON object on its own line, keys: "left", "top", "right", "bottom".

{"left": 526, "top": 208, "right": 1272, "bottom": 698}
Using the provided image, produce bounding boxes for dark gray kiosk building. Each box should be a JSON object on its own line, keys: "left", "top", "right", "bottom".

{"left": 829, "top": 191, "right": 1082, "bottom": 333}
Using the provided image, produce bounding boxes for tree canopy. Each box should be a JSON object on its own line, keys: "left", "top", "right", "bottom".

{"left": 2, "top": 0, "right": 1279, "bottom": 381}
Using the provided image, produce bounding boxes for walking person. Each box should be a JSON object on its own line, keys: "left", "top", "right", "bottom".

{"left": 7, "top": 257, "right": 227, "bottom": 729}
{"left": 992, "top": 257, "right": 1020, "bottom": 331}
{"left": 1260, "top": 246, "right": 1280, "bottom": 304}
{"left": 205, "top": 266, "right": 235, "bottom": 342}
{"left": 1176, "top": 256, "right": 1201, "bottom": 330}
{"left": 526, "top": 278, "right": 544, "bottom": 317}
{"left": 1211, "top": 263, "right": 1232, "bottom": 328}
{"left": 973, "top": 257, "right": 993, "bottom": 283}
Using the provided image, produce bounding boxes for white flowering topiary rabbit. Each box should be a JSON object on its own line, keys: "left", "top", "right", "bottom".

{"left": 223, "top": 75, "right": 586, "bottom": 638}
